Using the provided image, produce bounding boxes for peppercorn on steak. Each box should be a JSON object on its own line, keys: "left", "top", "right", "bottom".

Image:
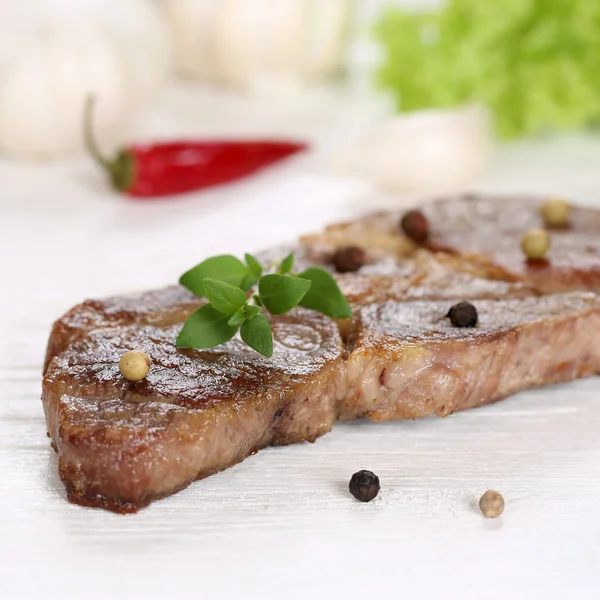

{"left": 342, "top": 293, "right": 600, "bottom": 421}
{"left": 389, "top": 194, "right": 600, "bottom": 292}
{"left": 42, "top": 194, "right": 600, "bottom": 512}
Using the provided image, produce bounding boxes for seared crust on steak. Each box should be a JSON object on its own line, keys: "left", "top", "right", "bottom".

{"left": 420, "top": 194, "right": 600, "bottom": 292}
{"left": 44, "top": 286, "right": 201, "bottom": 372}
{"left": 312, "top": 195, "right": 600, "bottom": 293}
{"left": 43, "top": 311, "right": 344, "bottom": 512}
{"left": 333, "top": 251, "right": 535, "bottom": 340}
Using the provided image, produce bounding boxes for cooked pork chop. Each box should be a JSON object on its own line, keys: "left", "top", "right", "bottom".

{"left": 43, "top": 309, "right": 344, "bottom": 512}
{"left": 342, "top": 293, "right": 600, "bottom": 421}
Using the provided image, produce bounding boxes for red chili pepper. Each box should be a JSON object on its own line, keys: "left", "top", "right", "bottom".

{"left": 84, "top": 98, "right": 307, "bottom": 198}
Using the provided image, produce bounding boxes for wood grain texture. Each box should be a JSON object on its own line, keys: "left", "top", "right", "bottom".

{"left": 1, "top": 86, "right": 600, "bottom": 600}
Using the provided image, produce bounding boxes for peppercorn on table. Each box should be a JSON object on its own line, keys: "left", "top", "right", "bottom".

{"left": 2, "top": 85, "right": 600, "bottom": 600}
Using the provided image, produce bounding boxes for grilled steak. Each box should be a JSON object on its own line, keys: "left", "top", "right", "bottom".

{"left": 342, "top": 293, "right": 600, "bottom": 420}
{"left": 43, "top": 309, "right": 344, "bottom": 512}
{"left": 44, "top": 276, "right": 596, "bottom": 512}
{"left": 42, "top": 195, "right": 600, "bottom": 512}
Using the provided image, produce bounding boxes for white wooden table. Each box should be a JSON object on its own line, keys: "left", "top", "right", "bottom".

{"left": 1, "top": 85, "right": 600, "bottom": 599}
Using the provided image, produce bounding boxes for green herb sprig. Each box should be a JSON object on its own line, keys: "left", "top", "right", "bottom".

{"left": 176, "top": 253, "right": 351, "bottom": 357}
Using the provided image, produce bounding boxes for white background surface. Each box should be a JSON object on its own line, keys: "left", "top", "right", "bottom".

{"left": 1, "top": 85, "right": 600, "bottom": 599}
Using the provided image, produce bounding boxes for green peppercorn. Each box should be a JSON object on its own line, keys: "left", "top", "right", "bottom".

{"left": 541, "top": 198, "right": 570, "bottom": 228}
{"left": 521, "top": 229, "right": 550, "bottom": 260}
{"left": 119, "top": 350, "right": 151, "bottom": 381}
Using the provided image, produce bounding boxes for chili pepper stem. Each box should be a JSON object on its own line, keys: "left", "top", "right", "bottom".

{"left": 83, "top": 96, "right": 111, "bottom": 169}
{"left": 83, "top": 96, "right": 134, "bottom": 191}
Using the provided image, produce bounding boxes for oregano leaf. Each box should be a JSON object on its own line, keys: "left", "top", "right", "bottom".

{"left": 258, "top": 274, "right": 311, "bottom": 315}
{"left": 245, "top": 253, "right": 263, "bottom": 278}
{"left": 203, "top": 278, "right": 247, "bottom": 315}
{"left": 227, "top": 308, "right": 246, "bottom": 327}
{"left": 240, "top": 313, "right": 273, "bottom": 357}
{"left": 297, "top": 267, "right": 352, "bottom": 318}
{"left": 279, "top": 253, "right": 294, "bottom": 274}
{"left": 177, "top": 251, "right": 353, "bottom": 358}
{"left": 241, "top": 271, "right": 259, "bottom": 291}
{"left": 180, "top": 255, "right": 251, "bottom": 297}
{"left": 243, "top": 304, "right": 262, "bottom": 320}
{"left": 176, "top": 305, "right": 238, "bottom": 349}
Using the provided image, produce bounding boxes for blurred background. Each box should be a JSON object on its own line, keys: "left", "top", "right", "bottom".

{"left": 3, "top": 0, "right": 599, "bottom": 195}
{"left": 3, "top": 4, "right": 600, "bottom": 596}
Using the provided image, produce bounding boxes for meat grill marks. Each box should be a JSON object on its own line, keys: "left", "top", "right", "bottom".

{"left": 42, "top": 194, "right": 600, "bottom": 512}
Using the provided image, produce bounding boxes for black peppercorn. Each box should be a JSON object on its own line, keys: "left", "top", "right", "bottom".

{"left": 400, "top": 209, "right": 429, "bottom": 243}
{"left": 349, "top": 470, "right": 380, "bottom": 502}
{"left": 447, "top": 301, "right": 478, "bottom": 327}
{"left": 332, "top": 246, "right": 367, "bottom": 273}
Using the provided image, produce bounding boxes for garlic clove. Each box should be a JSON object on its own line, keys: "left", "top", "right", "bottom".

{"left": 164, "top": 0, "right": 351, "bottom": 87}
{"left": 212, "top": 0, "right": 307, "bottom": 88}
{"left": 165, "top": 0, "right": 219, "bottom": 80}
{"left": 335, "top": 106, "right": 492, "bottom": 196}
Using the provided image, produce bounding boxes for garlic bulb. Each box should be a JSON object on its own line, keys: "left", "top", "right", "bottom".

{"left": 0, "top": 0, "right": 170, "bottom": 159}
{"left": 335, "top": 106, "right": 492, "bottom": 196}
{"left": 165, "top": 0, "right": 350, "bottom": 91}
